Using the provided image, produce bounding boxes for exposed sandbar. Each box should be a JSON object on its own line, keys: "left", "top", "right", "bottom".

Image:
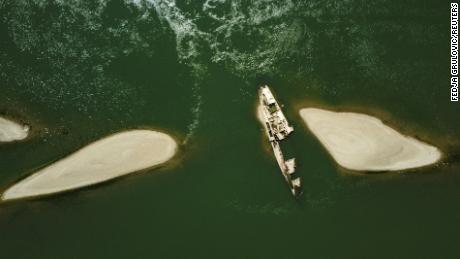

{"left": 2, "top": 129, "right": 177, "bottom": 201}
{"left": 299, "top": 108, "right": 441, "bottom": 171}
{"left": 0, "top": 117, "right": 29, "bottom": 142}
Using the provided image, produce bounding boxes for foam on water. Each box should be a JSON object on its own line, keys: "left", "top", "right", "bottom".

{"left": 141, "top": 0, "right": 309, "bottom": 77}
{"left": 145, "top": 0, "right": 209, "bottom": 143}
{"left": 204, "top": 0, "right": 302, "bottom": 77}
{"left": 136, "top": 0, "right": 306, "bottom": 141}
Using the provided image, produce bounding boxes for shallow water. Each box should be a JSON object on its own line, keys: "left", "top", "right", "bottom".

{"left": 0, "top": 0, "right": 459, "bottom": 258}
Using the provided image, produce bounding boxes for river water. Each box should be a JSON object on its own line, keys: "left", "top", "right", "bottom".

{"left": 0, "top": 0, "right": 459, "bottom": 258}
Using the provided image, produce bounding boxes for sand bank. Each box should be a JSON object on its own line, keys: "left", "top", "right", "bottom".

{"left": 2, "top": 130, "right": 177, "bottom": 201}
{"left": 299, "top": 108, "right": 441, "bottom": 171}
{"left": 0, "top": 117, "right": 29, "bottom": 142}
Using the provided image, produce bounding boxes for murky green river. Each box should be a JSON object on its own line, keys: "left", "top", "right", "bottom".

{"left": 1, "top": 0, "right": 459, "bottom": 258}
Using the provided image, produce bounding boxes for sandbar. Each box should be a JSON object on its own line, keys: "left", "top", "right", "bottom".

{"left": 299, "top": 108, "right": 441, "bottom": 171}
{"left": 0, "top": 117, "right": 29, "bottom": 142}
{"left": 2, "top": 129, "right": 177, "bottom": 201}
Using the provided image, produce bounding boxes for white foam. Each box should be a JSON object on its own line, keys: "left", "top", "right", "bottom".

{"left": 137, "top": 0, "right": 303, "bottom": 77}
{"left": 132, "top": 0, "right": 304, "bottom": 140}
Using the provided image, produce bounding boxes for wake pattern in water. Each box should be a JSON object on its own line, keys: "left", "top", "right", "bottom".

{"left": 135, "top": 0, "right": 306, "bottom": 142}
{"left": 145, "top": 0, "right": 209, "bottom": 143}
{"left": 142, "top": 0, "right": 305, "bottom": 77}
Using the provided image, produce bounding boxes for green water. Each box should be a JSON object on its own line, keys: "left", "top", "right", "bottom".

{"left": 1, "top": 0, "right": 459, "bottom": 258}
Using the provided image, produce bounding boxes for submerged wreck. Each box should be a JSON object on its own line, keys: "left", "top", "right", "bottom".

{"left": 259, "top": 85, "right": 302, "bottom": 197}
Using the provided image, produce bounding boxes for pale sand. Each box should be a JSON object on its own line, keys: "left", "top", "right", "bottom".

{"left": 299, "top": 108, "right": 441, "bottom": 171}
{"left": 2, "top": 130, "right": 177, "bottom": 201}
{"left": 0, "top": 117, "right": 29, "bottom": 142}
